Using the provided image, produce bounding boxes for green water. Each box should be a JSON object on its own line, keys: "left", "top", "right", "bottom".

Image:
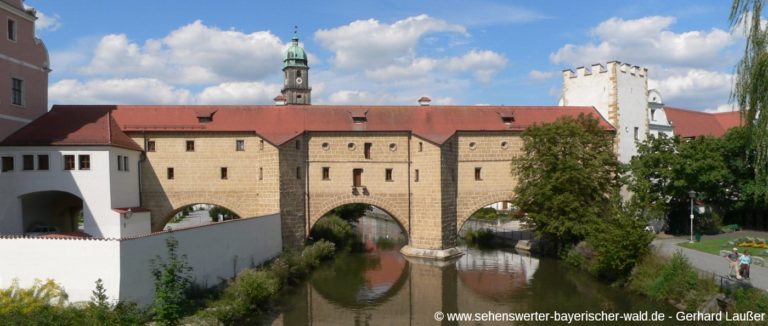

{"left": 268, "top": 216, "right": 677, "bottom": 325}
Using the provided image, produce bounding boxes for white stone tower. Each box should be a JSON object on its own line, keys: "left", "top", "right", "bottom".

{"left": 561, "top": 61, "right": 650, "bottom": 163}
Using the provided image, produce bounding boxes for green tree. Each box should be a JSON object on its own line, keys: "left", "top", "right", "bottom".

{"left": 151, "top": 236, "right": 192, "bottom": 325}
{"left": 730, "top": 0, "right": 768, "bottom": 198}
{"left": 512, "top": 114, "right": 620, "bottom": 252}
{"left": 627, "top": 133, "right": 680, "bottom": 221}
{"left": 330, "top": 203, "right": 371, "bottom": 222}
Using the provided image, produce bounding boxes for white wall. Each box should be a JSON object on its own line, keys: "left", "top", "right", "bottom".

{"left": 0, "top": 214, "right": 282, "bottom": 306}
{"left": 615, "top": 64, "right": 649, "bottom": 161}
{"left": 0, "top": 237, "right": 122, "bottom": 303}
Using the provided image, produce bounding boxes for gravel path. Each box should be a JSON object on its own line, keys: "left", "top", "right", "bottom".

{"left": 652, "top": 236, "right": 768, "bottom": 292}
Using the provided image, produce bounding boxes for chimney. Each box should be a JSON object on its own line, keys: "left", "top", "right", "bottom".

{"left": 417, "top": 96, "right": 431, "bottom": 106}
{"left": 273, "top": 95, "right": 287, "bottom": 106}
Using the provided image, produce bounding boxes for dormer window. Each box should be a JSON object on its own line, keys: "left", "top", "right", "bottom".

{"left": 196, "top": 109, "right": 217, "bottom": 123}
{"left": 351, "top": 110, "right": 368, "bottom": 124}
{"left": 499, "top": 112, "right": 515, "bottom": 125}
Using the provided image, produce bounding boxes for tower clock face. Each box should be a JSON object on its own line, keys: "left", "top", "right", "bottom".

{"left": 296, "top": 77, "right": 303, "bottom": 85}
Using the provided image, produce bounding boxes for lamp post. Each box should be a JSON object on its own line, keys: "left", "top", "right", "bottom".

{"left": 688, "top": 190, "right": 696, "bottom": 243}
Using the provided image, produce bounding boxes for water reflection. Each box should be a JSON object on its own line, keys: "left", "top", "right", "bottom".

{"left": 271, "top": 215, "right": 676, "bottom": 325}
{"left": 457, "top": 247, "right": 539, "bottom": 301}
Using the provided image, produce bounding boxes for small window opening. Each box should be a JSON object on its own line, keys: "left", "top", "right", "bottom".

{"left": 259, "top": 167, "right": 263, "bottom": 180}
{"left": 385, "top": 168, "right": 393, "bottom": 182}
{"left": 353, "top": 168, "right": 363, "bottom": 187}
{"left": 260, "top": 139, "right": 265, "bottom": 150}
{"left": 364, "top": 143, "right": 372, "bottom": 159}
{"left": 474, "top": 167, "right": 482, "bottom": 181}
{"left": 117, "top": 155, "right": 123, "bottom": 171}
{"left": 295, "top": 139, "right": 301, "bottom": 150}
{"left": 37, "top": 155, "right": 49, "bottom": 170}
{"left": 236, "top": 140, "right": 245, "bottom": 151}
{"left": 7, "top": 19, "right": 16, "bottom": 41}
{"left": 221, "top": 167, "right": 228, "bottom": 180}
{"left": 64, "top": 155, "right": 75, "bottom": 170}
{"left": 11, "top": 78, "right": 23, "bottom": 106}
{"left": 167, "top": 167, "right": 174, "bottom": 180}
{"left": 414, "top": 169, "right": 420, "bottom": 182}
{"left": 186, "top": 140, "right": 195, "bottom": 152}
{"left": 147, "top": 140, "right": 156, "bottom": 152}
{"left": 634, "top": 127, "right": 639, "bottom": 140}
{"left": 78, "top": 155, "right": 91, "bottom": 170}
{"left": 418, "top": 142, "right": 423, "bottom": 152}
{"left": 1, "top": 156, "right": 13, "bottom": 172}
{"left": 322, "top": 167, "right": 330, "bottom": 180}
{"left": 22, "top": 155, "right": 33, "bottom": 170}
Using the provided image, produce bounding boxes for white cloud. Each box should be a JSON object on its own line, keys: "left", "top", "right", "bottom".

{"left": 81, "top": 20, "right": 285, "bottom": 84}
{"left": 648, "top": 69, "right": 733, "bottom": 111}
{"left": 197, "top": 82, "right": 281, "bottom": 104}
{"left": 49, "top": 78, "right": 193, "bottom": 105}
{"left": 528, "top": 70, "right": 555, "bottom": 80}
{"left": 550, "top": 16, "right": 736, "bottom": 69}
{"left": 328, "top": 90, "right": 375, "bottom": 104}
{"left": 315, "top": 15, "right": 467, "bottom": 70}
{"left": 35, "top": 11, "right": 61, "bottom": 32}
{"left": 364, "top": 50, "right": 506, "bottom": 83}
{"left": 444, "top": 50, "right": 507, "bottom": 82}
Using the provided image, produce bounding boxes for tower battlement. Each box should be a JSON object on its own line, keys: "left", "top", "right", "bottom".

{"left": 562, "top": 61, "right": 647, "bottom": 79}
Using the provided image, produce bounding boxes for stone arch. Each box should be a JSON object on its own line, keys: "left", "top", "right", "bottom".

{"left": 153, "top": 200, "right": 246, "bottom": 231}
{"left": 457, "top": 191, "right": 515, "bottom": 232}
{"left": 309, "top": 194, "right": 409, "bottom": 236}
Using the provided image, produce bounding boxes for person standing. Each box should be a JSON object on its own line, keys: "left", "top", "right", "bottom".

{"left": 728, "top": 248, "right": 740, "bottom": 278}
{"left": 739, "top": 250, "right": 752, "bottom": 280}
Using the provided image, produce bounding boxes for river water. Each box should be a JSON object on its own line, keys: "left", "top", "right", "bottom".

{"left": 269, "top": 215, "right": 676, "bottom": 325}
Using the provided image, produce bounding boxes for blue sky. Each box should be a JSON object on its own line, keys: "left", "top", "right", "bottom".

{"left": 28, "top": 0, "right": 752, "bottom": 111}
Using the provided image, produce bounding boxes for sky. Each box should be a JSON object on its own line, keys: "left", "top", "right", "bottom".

{"left": 26, "top": 0, "right": 761, "bottom": 112}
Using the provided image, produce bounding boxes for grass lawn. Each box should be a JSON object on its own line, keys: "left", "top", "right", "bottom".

{"left": 677, "top": 232, "right": 768, "bottom": 257}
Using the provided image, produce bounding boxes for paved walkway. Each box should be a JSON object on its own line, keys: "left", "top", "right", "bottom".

{"left": 652, "top": 236, "right": 768, "bottom": 292}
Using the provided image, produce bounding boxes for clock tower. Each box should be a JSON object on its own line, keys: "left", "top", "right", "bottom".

{"left": 281, "top": 29, "right": 311, "bottom": 105}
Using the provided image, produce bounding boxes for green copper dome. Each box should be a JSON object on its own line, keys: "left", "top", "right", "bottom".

{"left": 284, "top": 35, "right": 308, "bottom": 68}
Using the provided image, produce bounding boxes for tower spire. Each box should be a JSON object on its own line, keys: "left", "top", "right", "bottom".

{"left": 281, "top": 26, "right": 311, "bottom": 105}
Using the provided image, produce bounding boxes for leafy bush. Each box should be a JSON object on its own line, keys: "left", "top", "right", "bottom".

{"left": 310, "top": 215, "right": 359, "bottom": 249}
{"left": 330, "top": 203, "right": 371, "bottom": 222}
{"left": 630, "top": 252, "right": 717, "bottom": 310}
{"left": 470, "top": 207, "right": 500, "bottom": 220}
{"left": 728, "top": 287, "right": 768, "bottom": 316}
{"left": 463, "top": 228, "right": 495, "bottom": 248}
{"left": 202, "top": 240, "right": 338, "bottom": 324}
{"left": 0, "top": 279, "right": 145, "bottom": 325}
{"left": 151, "top": 236, "right": 193, "bottom": 325}
{"left": 585, "top": 209, "right": 654, "bottom": 280}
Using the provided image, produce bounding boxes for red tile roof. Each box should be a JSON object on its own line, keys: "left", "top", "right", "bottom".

{"left": 1, "top": 105, "right": 613, "bottom": 148}
{"left": 0, "top": 106, "right": 143, "bottom": 151}
{"left": 664, "top": 107, "right": 742, "bottom": 138}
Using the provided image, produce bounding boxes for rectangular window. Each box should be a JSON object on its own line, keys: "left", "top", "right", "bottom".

{"left": 64, "top": 155, "right": 75, "bottom": 170}
{"left": 475, "top": 167, "right": 482, "bottom": 181}
{"left": 1, "top": 156, "right": 13, "bottom": 172}
{"left": 259, "top": 167, "right": 263, "bottom": 180}
{"left": 414, "top": 169, "right": 419, "bottom": 182}
{"left": 385, "top": 168, "right": 393, "bottom": 182}
{"left": 11, "top": 78, "right": 23, "bottom": 106}
{"left": 78, "top": 155, "right": 90, "bottom": 170}
{"left": 22, "top": 155, "right": 33, "bottom": 170}
{"left": 296, "top": 167, "right": 301, "bottom": 179}
{"left": 260, "top": 139, "right": 265, "bottom": 150}
{"left": 295, "top": 140, "right": 301, "bottom": 150}
{"left": 353, "top": 168, "right": 363, "bottom": 187}
{"left": 418, "top": 142, "right": 423, "bottom": 152}
{"left": 634, "top": 127, "right": 639, "bottom": 140}
{"left": 7, "top": 19, "right": 15, "bottom": 41}
{"left": 364, "top": 142, "right": 372, "bottom": 159}
{"left": 147, "top": 140, "right": 156, "bottom": 152}
{"left": 322, "top": 167, "right": 330, "bottom": 180}
{"left": 186, "top": 140, "right": 195, "bottom": 152}
{"left": 123, "top": 156, "right": 129, "bottom": 171}
{"left": 117, "top": 155, "right": 123, "bottom": 171}
{"left": 37, "top": 155, "right": 48, "bottom": 170}
{"left": 167, "top": 167, "right": 174, "bottom": 179}
{"left": 221, "top": 167, "right": 228, "bottom": 180}
{"left": 236, "top": 140, "right": 245, "bottom": 151}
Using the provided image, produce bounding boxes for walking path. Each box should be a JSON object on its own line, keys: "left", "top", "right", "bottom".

{"left": 652, "top": 236, "right": 768, "bottom": 291}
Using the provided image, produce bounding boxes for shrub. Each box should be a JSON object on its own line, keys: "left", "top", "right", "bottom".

{"left": 151, "top": 236, "right": 193, "bottom": 325}
{"left": 464, "top": 228, "right": 495, "bottom": 248}
{"left": 729, "top": 287, "right": 768, "bottom": 315}
{"left": 470, "top": 207, "right": 500, "bottom": 220}
{"left": 310, "top": 215, "right": 359, "bottom": 249}
{"left": 301, "top": 240, "right": 336, "bottom": 268}
{"left": 585, "top": 210, "right": 654, "bottom": 280}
